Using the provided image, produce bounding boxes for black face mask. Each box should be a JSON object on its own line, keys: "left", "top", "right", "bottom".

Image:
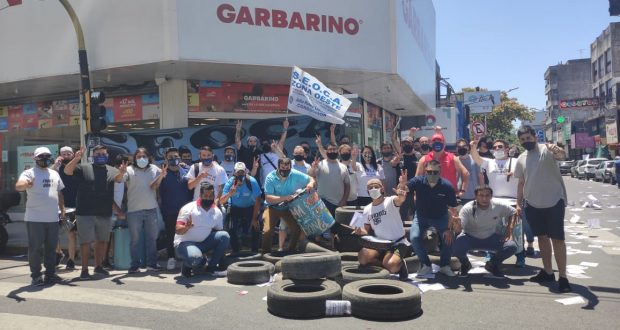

{"left": 201, "top": 199, "right": 214, "bottom": 209}
{"left": 457, "top": 148, "right": 468, "bottom": 156}
{"left": 381, "top": 151, "right": 392, "bottom": 158}
{"left": 340, "top": 153, "right": 351, "bottom": 161}
{"left": 36, "top": 158, "right": 52, "bottom": 168}
{"left": 402, "top": 144, "right": 414, "bottom": 153}
{"left": 521, "top": 141, "right": 537, "bottom": 151}
{"left": 420, "top": 144, "right": 431, "bottom": 152}
{"left": 279, "top": 169, "right": 291, "bottom": 177}
{"left": 326, "top": 152, "right": 339, "bottom": 160}
{"left": 293, "top": 155, "right": 305, "bottom": 162}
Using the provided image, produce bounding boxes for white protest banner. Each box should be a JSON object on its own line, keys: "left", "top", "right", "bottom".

{"left": 287, "top": 66, "right": 351, "bottom": 124}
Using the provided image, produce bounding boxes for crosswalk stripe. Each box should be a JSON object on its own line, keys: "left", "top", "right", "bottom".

{"left": 0, "top": 313, "right": 148, "bottom": 330}
{"left": 0, "top": 282, "right": 215, "bottom": 312}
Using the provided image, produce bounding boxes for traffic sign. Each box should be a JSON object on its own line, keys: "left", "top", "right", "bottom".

{"left": 472, "top": 120, "right": 486, "bottom": 137}
{"left": 536, "top": 130, "right": 545, "bottom": 142}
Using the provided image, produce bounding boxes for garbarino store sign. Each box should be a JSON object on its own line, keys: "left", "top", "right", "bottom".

{"left": 560, "top": 98, "right": 599, "bottom": 109}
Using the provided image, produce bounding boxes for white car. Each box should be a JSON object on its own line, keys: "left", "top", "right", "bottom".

{"left": 579, "top": 158, "right": 607, "bottom": 180}
{"left": 593, "top": 160, "right": 616, "bottom": 184}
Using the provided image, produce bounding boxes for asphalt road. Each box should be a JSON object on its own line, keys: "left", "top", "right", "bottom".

{"left": 0, "top": 176, "right": 619, "bottom": 329}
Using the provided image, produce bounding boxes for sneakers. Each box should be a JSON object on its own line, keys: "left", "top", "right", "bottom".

{"left": 416, "top": 264, "right": 433, "bottom": 278}
{"left": 80, "top": 269, "right": 93, "bottom": 281}
{"left": 128, "top": 266, "right": 140, "bottom": 274}
{"left": 93, "top": 266, "right": 110, "bottom": 276}
{"left": 530, "top": 269, "right": 555, "bottom": 283}
{"left": 398, "top": 262, "right": 409, "bottom": 281}
{"left": 558, "top": 276, "right": 572, "bottom": 293}
{"left": 484, "top": 261, "right": 504, "bottom": 277}
{"left": 181, "top": 265, "right": 192, "bottom": 278}
{"left": 166, "top": 258, "right": 176, "bottom": 271}
{"left": 147, "top": 264, "right": 163, "bottom": 272}
{"left": 44, "top": 273, "right": 63, "bottom": 284}
{"left": 525, "top": 246, "right": 536, "bottom": 256}
{"left": 31, "top": 275, "right": 44, "bottom": 286}
{"left": 515, "top": 253, "right": 526, "bottom": 268}
{"left": 439, "top": 265, "right": 456, "bottom": 277}
{"left": 460, "top": 260, "right": 472, "bottom": 277}
{"left": 65, "top": 259, "right": 75, "bottom": 270}
{"left": 102, "top": 259, "right": 114, "bottom": 270}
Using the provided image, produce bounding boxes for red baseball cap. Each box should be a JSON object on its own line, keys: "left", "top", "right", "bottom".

{"left": 431, "top": 133, "right": 445, "bottom": 142}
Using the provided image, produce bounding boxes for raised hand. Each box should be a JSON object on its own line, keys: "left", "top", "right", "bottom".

{"left": 311, "top": 156, "right": 321, "bottom": 168}
{"left": 75, "top": 147, "right": 85, "bottom": 160}
{"left": 253, "top": 156, "right": 260, "bottom": 170}
{"left": 315, "top": 134, "right": 322, "bottom": 147}
{"left": 434, "top": 125, "right": 443, "bottom": 133}
{"left": 118, "top": 160, "right": 128, "bottom": 174}
{"left": 161, "top": 163, "right": 168, "bottom": 177}
{"left": 330, "top": 124, "right": 336, "bottom": 133}
{"left": 283, "top": 118, "right": 289, "bottom": 130}
{"left": 409, "top": 127, "right": 419, "bottom": 135}
{"left": 399, "top": 169, "right": 408, "bottom": 185}
{"left": 236, "top": 120, "right": 242, "bottom": 131}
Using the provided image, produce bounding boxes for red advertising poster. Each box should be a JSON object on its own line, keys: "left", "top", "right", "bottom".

{"left": 37, "top": 101, "right": 53, "bottom": 120}
{"left": 8, "top": 106, "right": 23, "bottom": 131}
{"left": 114, "top": 96, "right": 143, "bottom": 122}
{"left": 52, "top": 100, "right": 70, "bottom": 126}
{"left": 198, "top": 81, "right": 289, "bottom": 113}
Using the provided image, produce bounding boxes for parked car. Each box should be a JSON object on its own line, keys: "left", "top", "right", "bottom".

{"left": 579, "top": 158, "right": 607, "bottom": 180}
{"left": 558, "top": 160, "right": 574, "bottom": 175}
{"left": 593, "top": 160, "right": 617, "bottom": 184}
{"left": 571, "top": 160, "right": 585, "bottom": 178}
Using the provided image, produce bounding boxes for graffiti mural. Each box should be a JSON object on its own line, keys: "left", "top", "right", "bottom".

{"left": 87, "top": 116, "right": 345, "bottom": 163}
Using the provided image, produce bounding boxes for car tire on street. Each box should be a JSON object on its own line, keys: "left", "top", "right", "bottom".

{"left": 334, "top": 206, "right": 363, "bottom": 225}
{"left": 281, "top": 252, "right": 341, "bottom": 280}
{"left": 227, "top": 261, "right": 275, "bottom": 285}
{"left": 267, "top": 279, "right": 342, "bottom": 318}
{"left": 263, "top": 251, "right": 299, "bottom": 264}
{"left": 342, "top": 279, "right": 422, "bottom": 321}
{"left": 298, "top": 240, "right": 333, "bottom": 253}
{"left": 341, "top": 265, "right": 390, "bottom": 284}
{"left": 223, "top": 252, "right": 263, "bottom": 268}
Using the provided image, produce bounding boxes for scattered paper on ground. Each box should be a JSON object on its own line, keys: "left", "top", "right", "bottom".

{"left": 468, "top": 267, "right": 488, "bottom": 274}
{"left": 417, "top": 283, "right": 446, "bottom": 293}
{"left": 567, "top": 273, "right": 592, "bottom": 279}
{"left": 580, "top": 262, "right": 598, "bottom": 267}
{"left": 587, "top": 245, "right": 603, "bottom": 248}
{"left": 555, "top": 296, "right": 586, "bottom": 305}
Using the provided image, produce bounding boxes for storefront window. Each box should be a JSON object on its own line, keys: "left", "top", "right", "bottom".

{"left": 343, "top": 97, "right": 363, "bottom": 148}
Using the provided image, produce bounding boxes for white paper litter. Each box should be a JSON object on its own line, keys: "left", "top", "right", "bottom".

{"left": 567, "top": 273, "right": 592, "bottom": 279}
{"left": 564, "top": 241, "right": 582, "bottom": 245}
{"left": 567, "top": 268, "right": 585, "bottom": 274}
{"left": 591, "top": 204, "right": 602, "bottom": 210}
{"left": 567, "top": 265, "right": 588, "bottom": 270}
{"left": 568, "top": 208, "right": 584, "bottom": 212}
{"left": 587, "top": 245, "right": 603, "bottom": 248}
{"left": 262, "top": 296, "right": 267, "bottom": 301}
{"left": 581, "top": 202, "right": 590, "bottom": 208}
{"left": 417, "top": 283, "right": 446, "bottom": 293}
{"left": 468, "top": 267, "right": 489, "bottom": 274}
{"left": 568, "top": 214, "right": 581, "bottom": 224}
{"left": 555, "top": 296, "right": 586, "bottom": 305}
{"left": 577, "top": 250, "right": 593, "bottom": 255}
{"left": 349, "top": 212, "right": 365, "bottom": 229}
{"left": 598, "top": 228, "right": 612, "bottom": 231}
{"left": 587, "top": 194, "right": 598, "bottom": 202}
{"left": 580, "top": 262, "right": 598, "bottom": 267}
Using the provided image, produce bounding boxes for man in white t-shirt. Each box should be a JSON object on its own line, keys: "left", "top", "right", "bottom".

{"left": 354, "top": 175, "right": 410, "bottom": 281}
{"left": 186, "top": 146, "right": 228, "bottom": 201}
{"left": 453, "top": 186, "right": 518, "bottom": 277}
{"left": 174, "top": 182, "right": 230, "bottom": 278}
{"left": 15, "top": 147, "right": 66, "bottom": 286}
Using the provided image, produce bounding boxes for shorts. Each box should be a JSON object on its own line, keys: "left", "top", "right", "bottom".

{"left": 77, "top": 215, "right": 112, "bottom": 244}
{"left": 525, "top": 199, "right": 565, "bottom": 240}
{"left": 367, "top": 243, "right": 411, "bottom": 260}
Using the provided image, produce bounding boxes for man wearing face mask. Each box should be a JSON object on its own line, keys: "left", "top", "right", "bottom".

{"left": 221, "top": 146, "right": 237, "bottom": 177}
{"left": 64, "top": 145, "right": 126, "bottom": 279}
{"left": 355, "top": 174, "right": 411, "bottom": 281}
{"left": 263, "top": 158, "right": 316, "bottom": 253}
{"left": 259, "top": 118, "right": 289, "bottom": 186}
{"left": 220, "top": 162, "right": 262, "bottom": 253}
{"left": 416, "top": 132, "right": 469, "bottom": 198}
{"left": 291, "top": 146, "right": 311, "bottom": 174}
{"left": 186, "top": 146, "right": 228, "bottom": 202}
{"left": 159, "top": 147, "right": 193, "bottom": 270}
{"left": 478, "top": 136, "right": 494, "bottom": 159}
{"left": 16, "top": 147, "right": 66, "bottom": 286}
{"left": 337, "top": 143, "right": 361, "bottom": 206}
{"left": 175, "top": 182, "right": 230, "bottom": 278}
{"left": 418, "top": 137, "right": 431, "bottom": 156}
{"left": 455, "top": 139, "right": 480, "bottom": 205}
{"left": 309, "top": 143, "right": 350, "bottom": 217}
{"left": 514, "top": 125, "right": 571, "bottom": 293}
{"left": 391, "top": 131, "right": 419, "bottom": 222}
{"left": 377, "top": 143, "right": 398, "bottom": 197}
{"left": 235, "top": 120, "right": 261, "bottom": 176}
{"left": 51, "top": 146, "right": 80, "bottom": 269}
{"left": 408, "top": 161, "right": 460, "bottom": 277}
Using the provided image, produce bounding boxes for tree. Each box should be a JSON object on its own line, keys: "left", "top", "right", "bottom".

{"left": 462, "top": 87, "right": 534, "bottom": 144}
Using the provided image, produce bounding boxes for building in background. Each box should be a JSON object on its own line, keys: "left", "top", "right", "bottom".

{"left": 0, "top": 0, "right": 437, "bottom": 190}
{"left": 544, "top": 59, "right": 594, "bottom": 159}
{"left": 591, "top": 22, "right": 620, "bottom": 158}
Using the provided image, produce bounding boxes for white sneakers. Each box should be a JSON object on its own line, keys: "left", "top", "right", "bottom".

{"left": 416, "top": 265, "right": 433, "bottom": 278}
{"left": 166, "top": 258, "right": 176, "bottom": 270}
{"left": 439, "top": 265, "right": 456, "bottom": 277}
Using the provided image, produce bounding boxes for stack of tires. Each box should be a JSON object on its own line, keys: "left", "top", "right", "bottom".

{"left": 225, "top": 252, "right": 275, "bottom": 285}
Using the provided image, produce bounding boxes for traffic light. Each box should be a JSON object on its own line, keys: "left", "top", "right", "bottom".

{"left": 85, "top": 90, "right": 107, "bottom": 133}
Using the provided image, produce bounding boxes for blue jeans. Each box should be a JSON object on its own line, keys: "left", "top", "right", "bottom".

{"left": 410, "top": 213, "right": 452, "bottom": 267}
{"left": 127, "top": 208, "right": 159, "bottom": 268}
{"left": 26, "top": 222, "right": 59, "bottom": 278}
{"left": 453, "top": 233, "right": 517, "bottom": 267}
{"left": 175, "top": 231, "right": 230, "bottom": 268}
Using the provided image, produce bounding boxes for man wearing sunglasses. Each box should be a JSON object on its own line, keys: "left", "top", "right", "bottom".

{"left": 407, "top": 160, "right": 460, "bottom": 277}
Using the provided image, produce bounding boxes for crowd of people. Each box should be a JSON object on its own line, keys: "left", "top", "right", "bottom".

{"left": 17, "top": 120, "right": 572, "bottom": 293}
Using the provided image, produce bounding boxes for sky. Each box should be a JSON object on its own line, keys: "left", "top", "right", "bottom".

{"left": 434, "top": 0, "right": 620, "bottom": 111}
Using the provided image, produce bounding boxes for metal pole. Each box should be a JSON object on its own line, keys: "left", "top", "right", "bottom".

{"left": 58, "top": 0, "right": 90, "bottom": 164}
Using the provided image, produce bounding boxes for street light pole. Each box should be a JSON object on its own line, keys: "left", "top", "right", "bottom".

{"left": 58, "top": 0, "right": 90, "bottom": 164}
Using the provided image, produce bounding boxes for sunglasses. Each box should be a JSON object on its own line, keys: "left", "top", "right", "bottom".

{"left": 492, "top": 145, "right": 505, "bottom": 150}
{"left": 426, "top": 170, "right": 440, "bottom": 175}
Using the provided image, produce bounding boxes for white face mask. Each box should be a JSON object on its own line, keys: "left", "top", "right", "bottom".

{"left": 369, "top": 188, "right": 382, "bottom": 200}
{"left": 136, "top": 157, "right": 148, "bottom": 168}
{"left": 492, "top": 150, "right": 506, "bottom": 159}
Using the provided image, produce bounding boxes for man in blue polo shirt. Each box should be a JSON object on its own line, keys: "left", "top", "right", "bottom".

{"left": 408, "top": 160, "right": 460, "bottom": 277}
{"left": 159, "top": 147, "right": 193, "bottom": 270}
{"left": 220, "top": 162, "right": 262, "bottom": 252}
{"left": 262, "top": 157, "right": 316, "bottom": 253}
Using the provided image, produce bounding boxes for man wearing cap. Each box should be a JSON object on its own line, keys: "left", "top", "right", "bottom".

{"left": 219, "top": 162, "right": 262, "bottom": 253}
{"left": 51, "top": 146, "right": 80, "bottom": 269}
{"left": 16, "top": 146, "right": 66, "bottom": 286}
{"left": 415, "top": 131, "right": 469, "bottom": 197}
{"left": 175, "top": 182, "right": 230, "bottom": 278}
{"left": 355, "top": 174, "right": 411, "bottom": 281}
{"left": 159, "top": 147, "right": 193, "bottom": 270}
{"left": 221, "top": 146, "right": 237, "bottom": 177}
{"left": 64, "top": 145, "right": 127, "bottom": 280}
{"left": 390, "top": 128, "right": 419, "bottom": 222}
